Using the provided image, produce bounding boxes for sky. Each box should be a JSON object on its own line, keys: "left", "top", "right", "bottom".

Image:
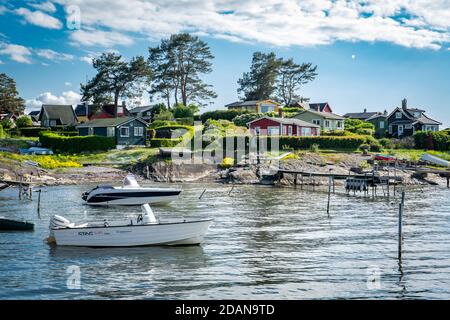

{"left": 0, "top": 0, "right": 449, "bottom": 127}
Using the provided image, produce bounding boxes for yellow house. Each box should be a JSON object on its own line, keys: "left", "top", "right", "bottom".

{"left": 225, "top": 100, "right": 281, "bottom": 113}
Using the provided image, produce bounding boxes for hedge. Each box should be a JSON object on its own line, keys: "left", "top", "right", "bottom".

{"left": 154, "top": 125, "right": 194, "bottom": 139}
{"left": 19, "top": 127, "right": 51, "bottom": 137}
{"left": 39, "top": 131, "right": 115, "bottom": 153}
{"left": 0, "top": 124, "right": 4, "bottom": 139}
{"left": 200, "top": 109, "right": 249, "bottom": 123}
{"left": 414, "top": 131, "right": 450, "bottom": 151}
{"left": 149, "top": 138, "right": 183, "bottom": 148}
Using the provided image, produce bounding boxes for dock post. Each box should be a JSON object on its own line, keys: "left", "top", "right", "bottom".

{"left": 294, "top": 173, "right": 297, "bottom": 187}
{"left": 327, "top": 176, "right": 332, "bottom": 218}
{"left": 332, "top": 176, "right": 335, "bottom": 194}
{"left": 37, "top": 189, "right": 42, "bottom": 219}
{"left": 398, "top": 191, "right": 405, "bottom": 260}
{"left": 447, "top": 177, "right": 449, "bottom": 188}
{"left": 300, "top": 174, "right": 303, "bottom": 190}
{"left": 199, "top": 188, "right": 207, "bottom": 199}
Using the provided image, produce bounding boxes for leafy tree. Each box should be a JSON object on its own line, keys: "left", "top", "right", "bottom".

{"left": 237, "top": 52, "right": 281, "bottom": 101}
{"left": 153, "top": 110, "right": 174, "bottom": 121}
{"left": 173, "top": 105, "right": 194, "bottom": 118}
{"left": 16, "top": 115, "right": 33, "bottom": 128}
{"left": 149, "top": 33, "right": 217, "bottom": 107}
{"left": 344, "top": 119, "right": 375, "bottom": 134}
{"left": 232, "top": 113, "right": 261, "bottom": 127}
{"left": 81, "top": 53, "right": 151, "bottom": 116}
{"left": 0, "top": 73, "right": 25, "bottom": 115}
{"left": 0, "top": 118, "right": 13, "bottom": 129}
{"left": 276, "top": 59, "right": 317, "bottom": 106}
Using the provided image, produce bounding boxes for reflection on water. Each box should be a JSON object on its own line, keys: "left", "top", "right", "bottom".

{"left": 0, "top": 182, "right": 450, "bottom": 299}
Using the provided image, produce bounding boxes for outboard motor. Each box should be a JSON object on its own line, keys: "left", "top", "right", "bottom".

{"left": 48, "top": 215, "right": 72, "bottom": 243}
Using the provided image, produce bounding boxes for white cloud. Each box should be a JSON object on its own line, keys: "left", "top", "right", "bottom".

{"left": 25, "top": 91, "right": 81, "bottom": 110}
{"left": 15, "top": 7, "right": 62, "bottom": 29}
{"left": 0, "top": 43, "right": 33, "bottom": 63}
{"left": 36, "top": 49, "right": 74, "bottom": 61}
{"left": 64, "top": 82, "right": 72, "bottom": 86}
{"left": 30, "top": 1, "right": 57, "bottom": 13}
{"left": 0, "top": 6, "right": 7, "bottom": 15}
{"left": 69, "top": 29, "right": 134, "bottom": 47}
{"left": 0, "top": 59, "right": 3, "bottom": 64}
{"left": 53, "top": 0, "right": 449, "bottom": 50}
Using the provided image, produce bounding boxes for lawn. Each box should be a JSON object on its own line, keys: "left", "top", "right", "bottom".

{"left": 386, "top": 149, "right": 450, "bottom": 161}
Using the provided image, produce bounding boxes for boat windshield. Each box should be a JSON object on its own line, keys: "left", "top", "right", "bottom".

{"left": 123, "top": 175, "right": 140, "bottom": 188}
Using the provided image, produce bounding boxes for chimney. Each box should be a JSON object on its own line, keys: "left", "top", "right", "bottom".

{"left": 364, "top": 108, "right": 367, "bottom": 113}
{"left": 84, "top": 101, "right": 89, "bottom": 119}
{"left": 384, "top": 109, "right": 388, "bottom": 116}
{"left": 278, "top": 108, "right": 284, "bottom": 118}
{"left": 117, "top": 101, "right": 125, "bottom": 116}
{"left": 402, "top": 98, "right": 407, "bottom": 110}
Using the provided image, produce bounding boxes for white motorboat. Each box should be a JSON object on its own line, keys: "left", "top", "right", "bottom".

{"left": 48, "top": 204, "right": 213, "bottom": 247}
{"left": 82, "top": 174, "right": 181, "bottom": 206}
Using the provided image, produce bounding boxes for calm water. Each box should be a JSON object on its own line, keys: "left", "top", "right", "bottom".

{"left": 0, "top": 182, "right": 449, "bottom": 299}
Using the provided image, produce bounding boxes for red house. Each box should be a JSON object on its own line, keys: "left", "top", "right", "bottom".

{"left": 247, "top": 116, "right": 320, "bottom": 136}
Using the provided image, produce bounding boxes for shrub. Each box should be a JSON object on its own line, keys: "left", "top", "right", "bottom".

{"left": 154, "top": 125, "right": 194, "bottom": 139}
{"left": 149, "top": 138, "right": 183, "bottom": 148}
{"left": 15, "top": 116, "right": 33, "bottom": 128}
{"left": 310, "top": 143, "right": 320, "bottom": 153}
{"left": 219, "top": 157, "right": 234, "bottom": 169}
{"left": 281, "top": 107, "right": 304, "bottom": 113}
{"left": 0, "top": 124, "right": 4, "bottom": 139}
{"left": 30, "top": 155, "right": 82, "bottom": 169}
{"left": 149, "top": 120, "right": 177, "bottom": 129}
{"left": 344, "top": 118, "right": 375, "bottom": 134}
{"left": 379, "top": 138, "right": 394, "bottom": 149}
{"left": 392, "top": 137, "right": 416, "bottom": 149}
{"left": 281, "top": 153, "right": 300, "bottom": 160}
{"left": 355, "top": 128, "right": 375, "bottom": 136}
{"left": 154, "top": 110, "right": 174, "bottom": 121}
{"left": 19, "top": 127, "right": 50, "bottom": 137}
{"left": 201, "top": 109, "right": 248, "bottom": 123}
{"left": 232, "top": 113, "right": 261, "bottom": 127}
{"left": 0, "top": 119, "right": 14, "bottom": 129}
{"left": 146, "top": 128, "right": 156, "bottom": 139}
{"left": 39, "top": 131, "right": 115, "bottom": 153}
{"left": 173, "top": 105, "right": 195, "bottom": 118}
{"left": 323, "top": 130, "right": 354, "bottom": 137}
{"left": 175, "top": 117, "right": 194, "bottom": 126}
{"left": 414, "top": 131, "right": 450, "bottom": 151}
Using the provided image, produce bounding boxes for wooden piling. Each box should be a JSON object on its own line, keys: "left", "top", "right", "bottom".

{"left": 199, "top": 188, "right": 207, "bottom": 199}
{"left": 37, "top": 189, "right": 42, "bottom": 219}
{"left": 398, "top": 191, "right": 405, "bottom": 260}
{"left": 327, "top": 176, "right": 332, "bottom": 218}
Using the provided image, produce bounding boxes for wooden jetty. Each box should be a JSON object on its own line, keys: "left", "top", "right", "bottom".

{"left": 0, "top": 176, "right": 36, "bottom": 199}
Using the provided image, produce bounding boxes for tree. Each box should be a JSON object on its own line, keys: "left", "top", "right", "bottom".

{"left": 0, "top": 73, "right": 25, "bottom": 115}
{"left": 16, "top": 115, "right": 33, "bottom": 128}
{"left": 172, "top": 103, "right": 199, "bottom": 118}
{"left": 149, "top": 33, "right": 217, "bottom": 108}
{"left": 81, "top": 52, "right": 151, "bottom": 116}
{"left": 237, "top": 52, "right": 281, "bottom": 101}
{"left": 0, "top": 118, "right": 13, "bottom": 129}
{"left": 276, "top": 59, "right": 317, "bottom": 106}
{"left": 153, "top": 110, "right": 173, "bottom": 121}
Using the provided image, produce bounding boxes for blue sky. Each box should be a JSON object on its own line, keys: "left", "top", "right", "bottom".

{"left": 0, "top": 0, "right": 449, "bottom": 127}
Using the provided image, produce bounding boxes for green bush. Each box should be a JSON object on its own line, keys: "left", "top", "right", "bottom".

{"left": 149, "top": 119, "right": 177, "bottom": 129}
{"left": 175, "top": 117, "right": 194, "bottom": 126}
{"left": 414, "top": 131, "right": 450, "bottom": 151}
{"left": 146, "top": 128, "right": 156, "bottom": 139}
{"left": 15, "top": 115, "right": 33, "bottom": 128}
{"left": 281, "top": 107, "right": 304, "bottom": 113}
{"left": 149, "top": 138, "right": 183, "bottom": 148}
{"left": 154, "top": 125, "right": 194, "bottom": 139}
{"left": 345, "top": 118, "right": 375, "bottom": 134}
{"left": 173, "top": 105, "right": 195, "bottom": 118}
{"left": 201, "top": 109, "right": 249, "bottom": 123}
{"left": 153, "top": 110, "right": 174, "bottom": 121}
{"left": 355, "top": 128, "right": 375, "bottom": 136}
{"left": 232, "top": 113, "right": 261, "bottom": 127}
{"left": 0, "top": 124, "right": 4, "bottom": 139}
{"left": 19, "top": 127, "right": 50, "bottom": 137}
{"left": 379, "top": 138, "right": 395, "bottom": 149}
{"left": 0, "top": 119, "right": 14, "bottom": 129}
{"left": 39, "top": 131, "right": 115, "bottom": 153}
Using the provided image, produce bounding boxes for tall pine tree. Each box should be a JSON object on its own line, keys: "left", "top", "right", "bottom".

{"left": 0, "top": 73, "right": 25, "bottom": 115}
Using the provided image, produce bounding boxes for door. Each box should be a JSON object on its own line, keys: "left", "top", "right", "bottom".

{"left": 398, "top": 125, "right": 404, "bottom": 136}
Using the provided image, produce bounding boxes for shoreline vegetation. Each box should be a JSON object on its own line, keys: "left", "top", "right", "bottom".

{"left": 1, "top": 142, "right": 449, "bottom": 188}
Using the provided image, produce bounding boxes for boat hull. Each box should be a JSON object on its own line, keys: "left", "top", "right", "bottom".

{"left": 0, "top": 218, "right": 34, "bottom": 231}
{"left": 52, "top": 219, "right": 212, "bottom": 247}
{"left": 84, "top": 189, "right": 181, "bottom": 206}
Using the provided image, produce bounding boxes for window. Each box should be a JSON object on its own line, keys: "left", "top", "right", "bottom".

{"left": 336, "top": 121, "right": 342, "bottom": 128}
{"left": 389, "top": 125, "right": 393, "bottom": 134}
{"left": 134, "top": 127, "right": 144, "bottom": 136}
{"left": 414, "top": 112, "right": 421, "bottom": 118}
{"left": 260, "top": 105, "right": 274, "bottom": 113}
{"left": 312, "top": 119, "right": 321, "bottom": 126}
{"left": 107, "top": 127, "right": 115, "bottom": 137}
{"left": 120, "top": 127, "right": 129, "bottom": 137}
{"left": 267, "top": 126, "right": 279, "bottom": 135}
{"left": 282, "top": 126, "right": 287, "bottom": 135}
{"left": 288, "top": 126, "right": 293, "bottom": 136}
{"left": 324, "top": 120, "right": 330, "bottom": 128}
{"left": 405, "top": 124, "right": 412, "bottom": 129}
{"left": 396, "top": 112, "right": 402, "bottom": 119}
{"left": 254, "top": 127, "right": 260, "bottom": 135}
{"left": 301, "top": 127, "right": 312, "bottom": 136}
{"left": 398, "top": 125, "right": 404, "bottom": 136}
{"left": 88, "top": 127, "right": 94, "bottom": 135}
{"left": 50, "top": 120, "right": 57, "bottom": 127}
{"left": 379, "top": 121, "right": 385, "bottom": 129}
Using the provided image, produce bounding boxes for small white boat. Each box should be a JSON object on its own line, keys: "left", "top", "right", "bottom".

{"left": 82, "top": 174, "right": 181, "bottom": 206}
{"left": 48, "top": 204, "right": 212, "bottom": 247}
{"left": 420, "top": 153, "right": 450, "bottom": 167}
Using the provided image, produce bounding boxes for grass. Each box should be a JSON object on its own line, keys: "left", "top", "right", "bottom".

{"left": 386, "top": 149, "right": 450, "bottom": 161}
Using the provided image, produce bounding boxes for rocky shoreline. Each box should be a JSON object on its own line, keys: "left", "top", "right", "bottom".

{"left": 1, "top": 152, "right": 449, "bottom": 188}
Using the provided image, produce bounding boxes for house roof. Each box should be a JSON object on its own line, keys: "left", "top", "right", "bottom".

{"left": 225, "top": 100, "right": 281, "bottom": 108}
{"left": 129, "top": 105, "right": 153, "bottom": 113}
{"left": 39, "top": 105, "right": 77, "bottom": 124}
{"left": 296, "top": 109, "right": 345, "bottom": 120}
{"left": 74, "top": 104, "right": 131, "bottom": 117}
{"left": 344, "top": 111, "right": 379, "bottom": 120}
{"left": 28, "top": 110, "right": 40, "bottom": 116}
{"left": 247, "top": 116, "right": 320, "bottom": 128}
{"left": 413, "top": 114, "right": 442, "bottom": 125}
{"left": 366, "top": 113, "right": 387, "bottom": 121}
{"left": 308, "top": 102, "right": 331, "bottom": 112}
{"left": 77, "top": 116, "right": 147, "bottom": 128}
